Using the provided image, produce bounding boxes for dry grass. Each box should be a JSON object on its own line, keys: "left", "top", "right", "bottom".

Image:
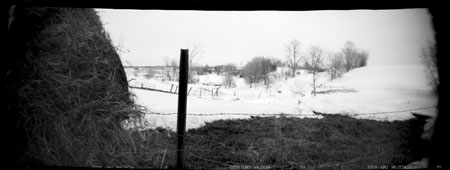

{"left": 13, "top": 7, "right": 163, "bottom": 168}
{"left": 181, "top": 115, "right": 426, "bottom": 169}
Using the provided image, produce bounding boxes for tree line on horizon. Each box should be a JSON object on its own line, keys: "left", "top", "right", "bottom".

{"left": 143, "top": 40, "right": 369, "bottom": 95}
{"left": 239, "top": 40, "right": 369, "bottom": 95}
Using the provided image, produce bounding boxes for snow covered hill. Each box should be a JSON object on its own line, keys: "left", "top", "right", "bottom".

{"left": 328, "top": 65, "right": 432, "bottom": 91}
{"left": 305, "top": 65, "right": 437, "bottom": 121}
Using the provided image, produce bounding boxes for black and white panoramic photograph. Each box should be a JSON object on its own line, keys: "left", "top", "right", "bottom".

{"left": 6, "top": 3, "right": 445, "bottom": 170}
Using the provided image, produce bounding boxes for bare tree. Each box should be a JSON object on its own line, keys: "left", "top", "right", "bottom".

{"left": 163, "top": 57, "right": 172, "bottom": 81}
{"left": 189, "top": 43, "right": 203, "bottom": 66}
{"left": 420, "top": 41, "right": 438, "bottom": 92}
{"left": 242, "top": 57, "right": 276, "bottom": 88}
{"left": 327, "top": 52, "right": 345, "bottom": 81}
{"left": 242, "top": 60, "right": 259, "bottom": 88}
{"left": 285, "top": 39, "right": 301, "bottom": 77}
{"left": 222, "top": 63, "right": 237, "bottom": 88}
{"left": 342, "top": 41, "right": 357, "bottom": 72}
{"left": 188, "top": 43, "right": 204, "bottom": 83}
{"left": 261, "top": 57, "right": 277, "bottom": 89}
{"left": 223, "top": 73, "right": 236, "bottom": 88}
{"left": 223, "top": 63, "right": 237, "bottom": 74}
{"left": 307, "top": 45, "right": 324, "bottom": 96}
{"left": 341, "top": 41, "right": 369, "bottom": 72}
{"left": 356, "top": 49, "right": 369, "bottom": 67}
{"left": 170, "top": 58, "right": 179, "bottom": 81}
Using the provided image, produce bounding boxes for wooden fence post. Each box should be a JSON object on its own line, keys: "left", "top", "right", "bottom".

{"left": 188, "top": 87, "right": 192, "bottom": 95}
{"left": 215, "top": 86, "right": 221, "bottom": 96}
{"left": 177, "top": 49, "right": 189, "bottom": 169}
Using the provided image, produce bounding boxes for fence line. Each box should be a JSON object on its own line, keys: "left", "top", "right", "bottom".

{"left": 129, "top": 83, "right": 222, "bottom": 97}
{"left": 143, "top": 112, "right": 318, "bottom": 117}
{"left": 129, "top": 86, "right": 175, "bottom": 94}
{"left": 141, "top": 106, "right": 437, "bottom": 117}
{"left": 345, "top": 106, "right": 436, "bottom": 116}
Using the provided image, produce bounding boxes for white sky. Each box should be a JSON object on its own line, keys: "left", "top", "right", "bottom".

{"left": 96, "top": 8, "right": 435, "bottom": 67}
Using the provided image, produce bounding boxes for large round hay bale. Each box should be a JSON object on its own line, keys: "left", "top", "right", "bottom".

{"left": 7, "top": 6, "right": 144, "bottom": 167}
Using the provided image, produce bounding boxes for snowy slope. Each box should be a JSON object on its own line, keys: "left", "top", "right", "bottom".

{"left": 305, "top": 65, "right": 437, "bottom": 121}
{"left": 327, "top": 65, "right": 432, "bottom": 91}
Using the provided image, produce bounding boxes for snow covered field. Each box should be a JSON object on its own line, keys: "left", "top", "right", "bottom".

{"left": 128, "top": 65, "right": 438, "bottom": 130}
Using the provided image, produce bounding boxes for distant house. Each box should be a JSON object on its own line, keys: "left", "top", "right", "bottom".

{"left": 209, "top": 68, "right": 216, "bottom": 74}
{"left": 274, "top": 66, "right": 291, "bottom": 78}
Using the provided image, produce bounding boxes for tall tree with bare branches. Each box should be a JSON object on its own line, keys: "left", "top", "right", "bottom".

{"left": 187, "top": 43, "right": 203, "bottom": 83}
{"left": 163, "top": 57, "right": 172, "bottom": 81}
{"left": 242, "top": 57, "right": 276, "bottom": 88}
{"left": 327, "top": 52, "right": 345, "bottom": 81}
{"left": 307, "top": 45, "right": 324, "bottom": 96}
{"left": 285, "top": 39, "right": 301, "bottom": 77}
{"left": 356, "top": 49, "right": 369, "bottom": 67}
{"left": 170, "top": 58, "right": 178, "bottom": 81}
{"left": 342, "top": 41, "right": 357, "bottom": 72}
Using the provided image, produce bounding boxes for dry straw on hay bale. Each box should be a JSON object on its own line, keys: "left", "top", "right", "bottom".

{"left": 8, "top": 7, "right": 155, "bottom": 167}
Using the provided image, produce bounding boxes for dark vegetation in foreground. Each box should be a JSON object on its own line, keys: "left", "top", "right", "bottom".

{"left": 135, "top": 114, "right": 427, "bottom": 169}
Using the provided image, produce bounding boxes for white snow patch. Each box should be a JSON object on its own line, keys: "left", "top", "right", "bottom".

{"left": 128, "top": 65, "right": 438, "bottom": 130}
{"left": 131, "top": 89, "right": 316, "bottom": 130}
{"left": 198, "top": 74, "right": 224, "bottom": 85}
